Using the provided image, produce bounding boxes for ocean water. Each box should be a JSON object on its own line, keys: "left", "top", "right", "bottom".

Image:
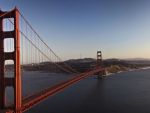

{"left": 4, "top": 69, "right": 150, "bottom": 113}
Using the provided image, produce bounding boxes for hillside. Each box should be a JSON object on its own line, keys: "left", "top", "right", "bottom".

{"left": 65, "top": 58, "right": 150, "bottom": 74}
{"left": 5, "top": 58, "right": 150, "bottom": 74}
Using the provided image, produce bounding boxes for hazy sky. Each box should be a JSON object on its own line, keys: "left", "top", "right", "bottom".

{"left": 1, "top": 0, "right": 150, "bottom": 59}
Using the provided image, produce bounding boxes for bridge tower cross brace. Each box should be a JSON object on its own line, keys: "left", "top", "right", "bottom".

{"left": 0, "top": 8, "right": 22, "bottom": 113}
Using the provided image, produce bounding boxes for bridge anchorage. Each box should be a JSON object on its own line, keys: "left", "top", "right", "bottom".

{"left": 0, "top": 8, "right": 105, "bottom": 113}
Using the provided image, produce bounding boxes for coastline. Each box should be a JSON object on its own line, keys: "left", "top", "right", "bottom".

{"left": 104, "top": 65, "right": 150, "bottom": 76}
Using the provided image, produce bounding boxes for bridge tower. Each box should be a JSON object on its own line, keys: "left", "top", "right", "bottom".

{"left": 96, "top": 51, "right": 105, "bottom": 79}
{"left": 0, "top": 8, "right": 22, "bottom": 113}
{"left": 97, "top": 51, "right": 102, "bottom": 67}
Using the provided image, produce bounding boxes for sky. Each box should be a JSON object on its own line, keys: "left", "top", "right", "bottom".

{"left": 1, "top": 0, "right": 150, "bottom": 60}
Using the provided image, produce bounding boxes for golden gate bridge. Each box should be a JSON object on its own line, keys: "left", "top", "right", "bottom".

{"left": 0, "top": 8, "right": 105, "bottom": 113}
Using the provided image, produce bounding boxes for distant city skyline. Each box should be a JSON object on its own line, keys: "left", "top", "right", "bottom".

{"left": 1, "top": 0, "right": 150, "bottom": 60}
